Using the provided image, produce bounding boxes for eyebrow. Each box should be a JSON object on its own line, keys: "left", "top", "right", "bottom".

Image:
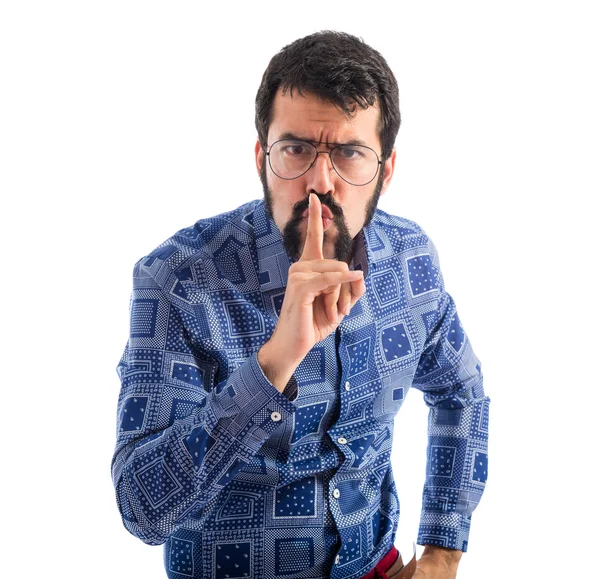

{"left": 276, "top": 132, "right": 368, "bottom": 147}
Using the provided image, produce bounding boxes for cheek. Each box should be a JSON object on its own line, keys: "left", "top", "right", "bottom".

{"left": 268, "top": 186, "right": 299, "bottom": 228}
{"left": 271, "top": 180, "right": 304, "bottom": 210}
{"left": 342, "top": 203, "right": 366, "bottom": 232}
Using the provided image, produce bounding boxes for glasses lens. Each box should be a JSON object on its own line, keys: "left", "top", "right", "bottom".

{"left": 269, "top": 140, "right": 316, "bottom": 179}
{"left": 268, "top": 140, "right": 380, "bottom": 185}
{"left": 331, "top": 145, "right": 379, "bottom": 186}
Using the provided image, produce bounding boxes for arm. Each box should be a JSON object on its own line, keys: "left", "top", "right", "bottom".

{"left": 110, "top": 257, "right": 298, "bottom": 546}
{"left": 411, "top": 236, "right": 490, "bottom": 571}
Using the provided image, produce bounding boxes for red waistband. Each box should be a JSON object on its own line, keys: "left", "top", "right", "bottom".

{"left": 360, "top": 545, "right": 399, "bottom": 579}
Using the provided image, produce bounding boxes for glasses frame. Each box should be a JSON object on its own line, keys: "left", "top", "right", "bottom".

{"left": 264, "top": 138, "right": 383, "bottom": 186}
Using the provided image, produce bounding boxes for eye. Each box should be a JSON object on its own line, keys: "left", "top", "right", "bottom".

{"left": 282, "top": 142, "right": 312, "bottom": 156}
{"left": 336, "top": 146, "right": 364, "bottom": 160}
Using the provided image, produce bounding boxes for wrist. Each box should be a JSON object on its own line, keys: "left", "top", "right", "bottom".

{"left": 257, "top": 339, "right": 300, "bottom": 393}
{"left": 421, "top": 545, "right": 462, "bottom": 570}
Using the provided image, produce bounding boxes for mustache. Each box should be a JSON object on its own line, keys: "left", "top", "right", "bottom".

{"left": 291, "top": 194, "right": 344, "bottom": 221}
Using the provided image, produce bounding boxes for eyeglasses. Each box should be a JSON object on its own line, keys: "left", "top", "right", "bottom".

{"left": 264, "top": 139, "right": 382, "bottom": 186}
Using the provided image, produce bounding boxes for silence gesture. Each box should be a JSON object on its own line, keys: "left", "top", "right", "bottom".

{"left": 258, "top": 193, "right": 366, "bottom": 392}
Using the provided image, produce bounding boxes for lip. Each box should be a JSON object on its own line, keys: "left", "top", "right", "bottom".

{"left": 302, "top": 206, "right": 334, "bottom": 220}
{"left": 302, "top": 216, "right": 333, "bottom": 231}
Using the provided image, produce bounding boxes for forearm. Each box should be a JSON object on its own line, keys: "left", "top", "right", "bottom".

{"left": 112, "top": 352, "right": 297, "bottom": 545}
{"left": 417, "top": 392, "right": 489, "bottom": 551}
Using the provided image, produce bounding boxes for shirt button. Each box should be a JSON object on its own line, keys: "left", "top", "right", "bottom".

{"left": 344, "top": 381, "right": 351, "bottom": 391}
{"left": 333, "top": 488, "right": 340, "bottom": 499}
{"left": 270, "top": 411, "right": 281, "bottom": 422}
{"left": 337, "top": 437, "right": 347, "bottom": 444}
{"left": 335, "top": 555, "right": 340, "bottom": 564}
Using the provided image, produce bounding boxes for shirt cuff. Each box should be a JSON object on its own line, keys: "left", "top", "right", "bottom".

{"left": 210, "top": 352, "right": 298, "bottom": 450}
{"left": 282, "top": 375, "right": 299, "bottom": 402}
{"left": 417, "top": 513, "right": 472, "bottom": 552}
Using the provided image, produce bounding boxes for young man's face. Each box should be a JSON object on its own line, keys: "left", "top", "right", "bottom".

{"left": 255, "top": 90, "right": 396, "bottom": 262}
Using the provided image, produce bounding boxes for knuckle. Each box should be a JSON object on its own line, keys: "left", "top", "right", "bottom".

{"left": 287, "top": 270, "right": 303, "bottom": 285}
{"left": 328, "top": 260, "right": 348, "bottom": 272}
{"left": 321, "top": 259, "right": 347, "bottom": 272}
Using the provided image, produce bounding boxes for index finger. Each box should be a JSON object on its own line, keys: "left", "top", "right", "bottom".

{"left": 299, "top": 193, "right": 324, "bottom": 261}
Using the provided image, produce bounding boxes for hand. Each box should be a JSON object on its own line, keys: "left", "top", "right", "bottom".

{"left": 413, "top": 546, "right": 462, "bottom": 579}
{"left": 258, "top": 193, "right": 366, "bottom": 390}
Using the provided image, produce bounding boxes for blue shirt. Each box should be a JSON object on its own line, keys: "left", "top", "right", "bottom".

{"left": 111, "top": 199, "right": 489, "bottom": 579}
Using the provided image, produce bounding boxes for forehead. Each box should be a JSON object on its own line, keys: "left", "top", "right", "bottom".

{"left": 268, "top": 89, "right": 380, "bottom": 147}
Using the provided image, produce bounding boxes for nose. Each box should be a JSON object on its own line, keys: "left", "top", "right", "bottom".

{"left": 305, "top": 151, "right": 335, "bottom": 197}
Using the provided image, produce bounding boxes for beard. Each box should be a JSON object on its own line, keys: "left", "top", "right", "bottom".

{"left": 260, "top": 163, "right": 384, "bottom": 263}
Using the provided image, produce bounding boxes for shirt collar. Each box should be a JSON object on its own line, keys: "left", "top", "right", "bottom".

{"left": 251, "top": 199, "right": 383, "bottom": 293}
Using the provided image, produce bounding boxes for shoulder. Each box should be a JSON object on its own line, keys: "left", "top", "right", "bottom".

{"left": 132, "top": 199, "right": 262, "bottom": 277}
{"left": 368, "top": 208, "right": 448, "bottom": 298}
{"left": 369, "top": 206, "right": 435, "bottom": 253}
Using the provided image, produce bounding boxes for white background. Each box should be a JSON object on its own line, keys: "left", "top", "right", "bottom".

{"left": 2, "top": 1, "right": 598, "bottom": 577}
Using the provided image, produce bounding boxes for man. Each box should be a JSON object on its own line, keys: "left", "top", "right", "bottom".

{"left": 111, "top": 31, "right": 489, "bottom": 579}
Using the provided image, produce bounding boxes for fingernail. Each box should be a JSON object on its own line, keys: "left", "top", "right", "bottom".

{"left": 309, "top": 194, "right": 312, "bottom": 208}
{"left": 345, "top": 303, "right": 351, "bottom": 316}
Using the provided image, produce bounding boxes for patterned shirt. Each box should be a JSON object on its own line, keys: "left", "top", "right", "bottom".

{"left": 111, "top": 199, "right": 490, "bottom": 579}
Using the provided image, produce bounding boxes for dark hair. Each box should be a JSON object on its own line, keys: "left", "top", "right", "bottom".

{"left": 255, "top": 31, "right": 400, "bottom": 161}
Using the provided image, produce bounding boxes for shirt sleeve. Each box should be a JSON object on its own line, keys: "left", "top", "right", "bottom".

{"left": 110, "top": 258, "right": 298, "bottom": 546}
{"left": 411, "top": 235, "right": 490, "bottom": 553}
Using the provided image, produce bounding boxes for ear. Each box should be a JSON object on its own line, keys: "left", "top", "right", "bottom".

{"left": 379, "top": 147, "right": 396, "bottom": 197}
{"left": 255, "top": 139, "right": 264, "bottom": 176}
